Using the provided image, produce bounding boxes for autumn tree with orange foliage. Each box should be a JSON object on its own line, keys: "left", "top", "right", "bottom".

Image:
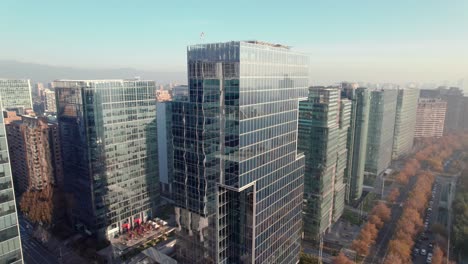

{"left": 432, "top": 246, "right": 444, "bottom": 264}
{"left": 20, "top": 185, "right": 54, "bottom": 225}
{"left": 371, "top": 202, "right": 391, "bottom": 222}
{"left": 351, "top": 238, "right": 369, "bottom": 256}
{"left": 387, "top": 188, "right": 400, "bottom": 203}
{"left": 383, "top": 253, "right": 404, "bottom": 264}
{"left": 332, "top": 252, "right": 355, "bottom": 264}
{"left": 349, "top": 134, "right": 468, "bottom": 262}
{"left": 351, "top": 202, "right": 392, "bottom": 257}
{"left": 368, "top": 214, "right": 384, "bottom": 229}
{"left": 388, "top": 239, "right": 412, "bottom": 263}
{"left": 384, "top": 171, "right": 435, "bottom": 263}
{"left": 396, "top": 158, "right": 420, "bottom": 184}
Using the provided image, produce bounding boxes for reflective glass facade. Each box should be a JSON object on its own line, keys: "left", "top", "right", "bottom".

{"left": 392, "top": 88, "right": 419, "bottom": 159}
{"left": 365, "top": 89, "right": 398, "bottom": 177}
{"left": 0, "top": 80, "right": 33, "bottom": 109}
{"left": 55, "top": 80, "right": 159, "bottom": 239}
{"left": 173, "top": 41, "right": 308, "bottom": 264}
{"left": 157, "top": 101, "right": 173, "bottom": 199}
{"left": 341, "top": 85, "right": 370, "bottom": 201}
{"left": 298, "top": 88, "right": 350, "bottom": 240}
{"left": 0, "top": 100, "right": 23, "bottom": 264}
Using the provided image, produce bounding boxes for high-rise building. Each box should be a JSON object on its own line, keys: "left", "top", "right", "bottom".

{"left": 156, "top": 101, "right": 173, "bottom": 200}
{"left": 6, "top": 114, "right": 63, "bottom": 194}
{"left": 392, "top": 88, "right": 419, "bottom": 159}
{"left": 420, "top": 87, "right": 464, "bottom": 134}
{"left": 44, "top": 89, "right": 57, "bottom": 113}
{"left": 171, "top": 85, "right": 189, "bottom": 101}
{"left": 298, "top": 87, "right": 350, "bottom": 240}
{"left": 365, "top": 89, "right": 398, "bottom": 178}
{"left": 34, "top": 83, "right": 45, "bottom": 98}
{"left": 172, "top": 41, "right": 308, "bottom": 264}
{"left": 441, "top": 87, "right": 463, "bottom": 134}
{"left": 341, "top": 83, "right": 370, "bottom": 202}
{"left": 0, "top": 79, "right": 33, "bottom": 109}
{"left": 414, "top": 99, "right": 447, "bottom": 138}
{"left": 0, "top": 100, "right": 23, "bottom": 263}
{"left": 156, "top": 89, "right": 172, "bottom": 102}
{"left": 55, "top": 79, "right": 159, "bottom": 240}
{"left": 460, "top": 97, "right": 468, "bottom": 131}
{"left": 335, "top": 98, "right": 351, "bottom": 218}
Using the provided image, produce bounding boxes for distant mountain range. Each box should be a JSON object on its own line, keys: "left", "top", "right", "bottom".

{"left": 0, "top": 60, "right": 186, "bottom": 84}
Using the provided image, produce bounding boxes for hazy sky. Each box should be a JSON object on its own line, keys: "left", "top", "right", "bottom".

{"left": 1, "top": 0, "right": 467, "bottom": 84}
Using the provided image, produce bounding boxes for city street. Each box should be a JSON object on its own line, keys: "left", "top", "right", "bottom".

{"left": 412, "top": 175, "right": 455, "bottom": 264}
{"left": 411, "top": 179, "right": 441, "bottom": 264}
{"left": 18, "top": 216, "right": 59, "bottom": 264}
{"left": 363, "top": 175, "right": 417, "bottom": 264}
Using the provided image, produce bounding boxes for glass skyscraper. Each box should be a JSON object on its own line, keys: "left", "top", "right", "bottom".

{"left": 55, "top": 79, "right": 159, "bottom": 240}
{"left": 172, "top": 41, "right": 309, "bottom": 264}
{"left": 392, "top": 88, "right": 419, "bottom": 159}
{"left": 157, "top": 101, "right": 173, "bottom": 199}
{"left": 0, "top": 79, "right": 33, "bottom": 109}
{"left": 365, "top": 89, "right": 398, "bottom": 178}
{"left": 341, "top": 84, "right": 370, "bottom": 202}
{"left": 298, "top": 87, "right": 350, "bottom": 240}
{"left": 0, "top": 99, "right": 23, "bottom": 264}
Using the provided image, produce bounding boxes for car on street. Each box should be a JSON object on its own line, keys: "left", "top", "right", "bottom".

{"left": 427, "top": 253, "right": 433, "bottom": 263}
{"left": 421, "top": 249, "right": 427, "bottom": 256}
{"left": 414, "top": 248, "right": 420, "bottom": 255}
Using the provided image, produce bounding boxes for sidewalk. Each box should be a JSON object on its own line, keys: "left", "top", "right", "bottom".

{"left": 42, "top": 232, "right": 88, "bottom": 264}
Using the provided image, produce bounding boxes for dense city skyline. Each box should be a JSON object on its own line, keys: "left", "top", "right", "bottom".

{"left": 1, "top": 1, "right": 468, "bottom": 262}
{"left": 1, "top": 0, "right": 467, "bottom": 86}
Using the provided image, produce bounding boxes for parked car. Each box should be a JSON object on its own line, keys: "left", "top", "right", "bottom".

{"left": 427, "top": 253, "right": 433, "bottom": 263}
{"left": 421, "top": 249, "right": 427, "bottom": 256}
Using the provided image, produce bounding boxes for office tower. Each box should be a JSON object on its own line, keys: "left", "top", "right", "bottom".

{"left": 157, "top": 101, "right": 173, "bottom": 200}
{"left": 0, "top": 80, "right": 33, "bottom": 109}
{"left": 419, "top": 88, "right": 441, "bottom": 98}
{"left": 55, "top": 79, "right": 159, "bottom": 240}
{"left": 365, "top": 89, "right": 398, "bottom": 179}
{"left": 441, "top": 87, "right": 463, "bottom": 133}
{"left": 298, "top": 87, "right": 350, "bottom": 240}
{"left": 420, "top": 87, "right": 464, "bottom": 134}
{"left": 3, "top": 111, "right": 23, "bottom": 125}
{"left": 335, "top": 98, "right": 351, "bottom": 219}
{"left": 0, "top": 100, "right": 23, "bottom": 263}
{"left": 156, "top": 89, "right": 172, "bottom": 102}
{"left": 341, "top": 83, "right": 370, "bottom": 202}
{"left": 172, "top": 41, "right": 309, "bottom": 264}
{"left": 460, "top": 97, "right": 468, "bottom": 131}
{"left": 171, "top": 85, "right": 189, "bottom": 101}
{"left": 392, "top": 88, "right": 419, "bottom": 159}
{"left": 5, "top": 114, "right": 63, "bottom": 195}
{"left": 44, "top": 89, "right": 57, "bottom": 113}
{"left": 33, "top": 83, "right": 44, "bottom": 97}
{"left": 414, "top": 99, "right": 447, "bottom": 138}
